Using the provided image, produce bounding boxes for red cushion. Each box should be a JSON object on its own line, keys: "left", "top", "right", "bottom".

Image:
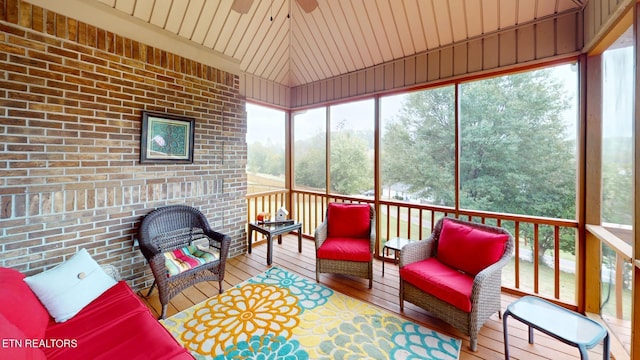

{"left": 0, "top": 268, "right": 50, "bottom": 339}
{"left": 0, "top": 313, "right": 47, "bottom": 360}
{"left": 317, "top": 237, "right": 372, "bottom": 262}
{"left": 437, "top": 219, "right": 509, "bottom": 275}
{"left": 43, "top": 281, "right": 192, "bottom": 360}
{"left": 400, "top": 258, "right": 474, "bottom": 312}
{"left": 327, "top": 203, "right": 371, "bottom": 238}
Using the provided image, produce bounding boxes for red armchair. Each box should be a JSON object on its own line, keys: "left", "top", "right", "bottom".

{"left": 399, "top": 217, "right": 514, "bottom": 351}
{"left": 314, "top": 203, "right": 376, "bottom": 288}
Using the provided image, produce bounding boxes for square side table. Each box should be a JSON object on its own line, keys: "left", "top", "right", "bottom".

{"left": 382, "top": 237, "right": 415, "bottom": 276}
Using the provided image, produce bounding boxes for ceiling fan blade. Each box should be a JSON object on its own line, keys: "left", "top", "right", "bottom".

{"left": 296, "top": 0, "right": 318, "bottom": 13}
{"left": 231, "top": 0, "right": 254, "bottom": 14}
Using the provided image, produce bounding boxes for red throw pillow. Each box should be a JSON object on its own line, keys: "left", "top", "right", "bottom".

{"left": 436, "top": 219, "right": 509, "bottom": 275}
{"left": 326, "top": 203, "right": 371, "bottom": 238}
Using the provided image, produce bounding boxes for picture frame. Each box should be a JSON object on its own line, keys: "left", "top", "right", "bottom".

{"left": 140, "top": 111, "right": 195, "bottom": 164}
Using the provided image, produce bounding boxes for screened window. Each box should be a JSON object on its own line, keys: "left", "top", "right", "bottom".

{"left": 293, "top": 107, "right": 327, "bottom": 192}
{"left": 600, "top": 24, "right": 633, "bottom": 354}
{"left": 601, "top": 28, "right": 634, "bottom": 227}
{"left": 459, "top": 64, "right": 578, "bottom": 219}
{"left": 459, "top": 64, "right": 579, "bottom": 303}
{"left": 380, "top": 86, "right": 455, "bottom": 205}
{"left": 328, "top": 99, "right": 374, "bottom": 196}
{"left": 246, "top": 103, "right": 285, "bottom": 193}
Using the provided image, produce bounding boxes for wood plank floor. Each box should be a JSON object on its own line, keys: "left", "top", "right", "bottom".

{"left": 139, "top": 235, "right": 608, "bottom": 360}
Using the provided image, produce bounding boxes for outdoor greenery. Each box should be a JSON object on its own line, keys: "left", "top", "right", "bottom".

{"left": 329, "top": 129, "right": 373, "bottom": 195}
{"left": 247, "top": 141, "right": 285, "bottom": 177}
{"left": 382, "top": 69, "right": 577, "bottom": 263}
{"left": 247, "top": 64, "right": 631, "bottom": 274}
{"left": 294, "top": 131, "right": 326, "bottom": 190}
{"left": 602, "top": 139, "right": 633, "bottom": 225}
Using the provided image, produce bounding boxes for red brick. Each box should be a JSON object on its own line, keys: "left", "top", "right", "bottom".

{"left": 0, "top": 2, "right": 246, "bottom": 290}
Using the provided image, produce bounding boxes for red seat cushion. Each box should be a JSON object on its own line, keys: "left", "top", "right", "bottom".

{"left": 43, "top": 281, "right": 192, "bottom": 360}
{"left": 0, "top": 313, "right": 47, "bottom": 360}
{"left": 317, "top": 237, "right": 372, "bottom": 262}
{"left": 327, "top": 203, "right": 371, "bottom": 238}
{"left": 437, "top": 219, "right": 509, "bottom": 275}
{"left": 0, "top": 268, "right": 50, "bottom": 340}
{"left": 400, "top": 258, "right": 474, "bottom": 312}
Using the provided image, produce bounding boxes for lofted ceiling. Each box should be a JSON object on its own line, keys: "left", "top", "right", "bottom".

{"left": 93, "top": 0, "right": 584, "bottom": 88}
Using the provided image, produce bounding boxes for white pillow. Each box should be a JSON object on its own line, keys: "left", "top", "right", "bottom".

{"left": 24, "top": 249, "right": 117, "bottom": 323}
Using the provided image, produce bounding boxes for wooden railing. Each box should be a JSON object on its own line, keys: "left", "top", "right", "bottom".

{"left": 587, "top": 225, "right": 633, "bottom": 321}
{"left": 247, "top": 189, "right": 581, "bottom": 307}
{"left": 246, "top": 189, "right": 289, "bottom": 244}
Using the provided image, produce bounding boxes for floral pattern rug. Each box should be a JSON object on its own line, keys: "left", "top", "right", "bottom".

{"left": 161, "top": 267, "right": 461, "bottom": 360}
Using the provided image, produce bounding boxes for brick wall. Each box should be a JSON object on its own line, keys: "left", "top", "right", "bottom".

{"left": 0, "top": 0, "right": 248, "bottom": 290}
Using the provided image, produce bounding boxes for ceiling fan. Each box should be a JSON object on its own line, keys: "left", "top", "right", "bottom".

{"left": 231, "top": 0, "right": 318, "bottom": 14}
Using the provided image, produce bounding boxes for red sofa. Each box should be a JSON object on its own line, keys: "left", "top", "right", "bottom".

{"left": 0, "top": 267, "right": 193, "bottom": 360}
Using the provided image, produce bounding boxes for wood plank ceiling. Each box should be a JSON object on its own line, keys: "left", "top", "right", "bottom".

{"left": 94, "top": 0, "right": 584, "bottom": 87}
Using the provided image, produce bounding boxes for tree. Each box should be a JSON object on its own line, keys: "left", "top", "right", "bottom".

{"left": 295, "top": 124, "right": 373, "bottom": 195}
{"left": 330, "top": 131, "right": 371, "bottom": 195}
{"left": 382, "top": 69, "right": 577, "bottom": 263}
{"left": 382, "top": 86, "right": 456, "bottom": 205}
{"left": 294, "top": 132, "right": 326, "bottom": 190}
{"left": 601, "top": 138, "right": 633, "bottom": 225}
{"left": 247, "top": 141, "right": 284, "bottom": 176}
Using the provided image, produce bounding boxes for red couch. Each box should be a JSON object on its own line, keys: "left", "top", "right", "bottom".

{"left": 0, "top": 267, "right": 193, "bottom": 360}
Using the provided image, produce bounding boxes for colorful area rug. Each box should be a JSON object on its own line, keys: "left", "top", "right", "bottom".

{"left": 161, "top": 267, "right": 461, "bottom": 360}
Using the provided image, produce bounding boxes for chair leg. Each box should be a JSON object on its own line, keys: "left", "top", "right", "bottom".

{"left": 159, "top": 304, "right": 167, "bottom": 320}
{"left": 399, "top": 281, "right": 405, "bottom": 311}
{"left": 218, "top": 280, "right": 224, "bottom": 294}
{"left": 368, "top": 277, "right": 372, "bottom": 289}
{"left": 470, "top": 337, "right": 478, "bottom": 352}
{"left": 145, "top": 281, "right": 157, "bottom": 297}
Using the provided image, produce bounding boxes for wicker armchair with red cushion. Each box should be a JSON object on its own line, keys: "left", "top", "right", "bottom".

{"left": 314, "top": 203, "right": 376, "bottom": 288}
{"left": 399, "top": 217, "right": 514, "bottom": 351}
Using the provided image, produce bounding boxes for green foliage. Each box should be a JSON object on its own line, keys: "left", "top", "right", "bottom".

{"left": 247, "top": 141, "right": 284, "bottom": 176}
{"left": 294, "top": 128, "right": 373, "bottom": 195}
{"left": 382, "top": 69, "right": 577, "bottom": 260}
{"left": 459, "top": 71, "right": 576, "bottom": 218}
{"left": 294, "top": 132, "right": 327, "bottom": 190}
{"left": 602, "top": 137, "right": 633, "bottom": 225}
{"left": 330, "top": 131, "right": 372, "bottom": 195}
{"left": 381, "top": 86, "right": 456, "bottom": 205}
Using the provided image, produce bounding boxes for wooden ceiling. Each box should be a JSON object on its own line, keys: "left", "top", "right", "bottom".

{"left": 94, "top": 0, "right": 584, "bottom": 87}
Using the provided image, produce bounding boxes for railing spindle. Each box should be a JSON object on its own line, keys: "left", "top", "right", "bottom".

{"left": 248, "top": 189, "right": 579, "bottom": 307}
{"left": 554, "top": 225, "right": 560, "bottom": 299}
{"left": 515, "top": 221, "right": 520, "bottom": 289}
{"left": 533, "top": 223, "right": 539, "bottom": 294}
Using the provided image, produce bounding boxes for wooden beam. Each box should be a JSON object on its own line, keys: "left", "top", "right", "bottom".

{"left": 631, "top": 3, "right": 640, "bottom": 359}
{"left": 583, "top": 53, "right": 603, "bottom": 314}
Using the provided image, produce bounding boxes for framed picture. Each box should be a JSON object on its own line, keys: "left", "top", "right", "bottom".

{"left": 140, "top": 111, "right": 195, "bottom": 163}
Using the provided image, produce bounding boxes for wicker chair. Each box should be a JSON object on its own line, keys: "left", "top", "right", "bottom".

{"left": 314, "top": 203, "right": 376, "bottom": 289}
{"left": 138, "top": 205, "right": 231, "bottom": 319}
{"left": 399, "top": 217, "right": 514, "bottom": 351}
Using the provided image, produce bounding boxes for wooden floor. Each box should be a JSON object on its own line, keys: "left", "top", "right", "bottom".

{"left": 140, "top": 235, "right": 608, "bottom": 360}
